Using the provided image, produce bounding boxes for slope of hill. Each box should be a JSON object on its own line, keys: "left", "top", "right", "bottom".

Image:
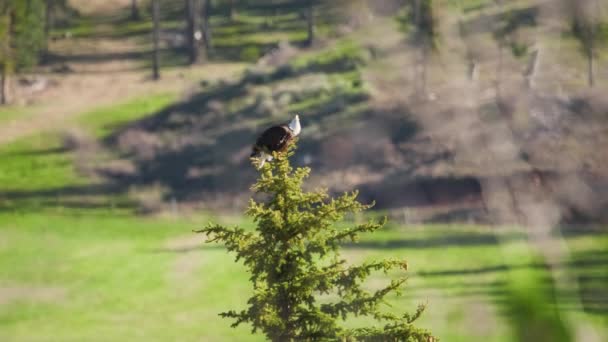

{"left": 2, "top": 0, "right": 607, "bottom": 225}
{"left": 90, "top": 1, "right": 608, "bottom": 226}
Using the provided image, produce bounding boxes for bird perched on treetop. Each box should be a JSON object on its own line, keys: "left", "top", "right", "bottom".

{"left": 250, "top": 115, "right": 301, "bottom": 169}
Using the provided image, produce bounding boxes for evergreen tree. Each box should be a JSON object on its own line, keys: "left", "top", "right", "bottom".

{"left": 197, "top": 144, "right": 434, "bottom": 341}
{"left": 0, "top": 0, "right": 46, "bottom": 104}
{"left": 12, "top": 0, "right": 46, "bottom": 70}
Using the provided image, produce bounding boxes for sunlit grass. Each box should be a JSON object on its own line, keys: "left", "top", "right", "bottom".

{"left": 0, "top": 214, "right": 606, "bottom": 341}
{"left": 78, "top": 93, "right": 177, "bottom": 138}
{"left": 0, "top": 106, "right": 37, "bottom": 125}
{"left": 0, "top": 133, "right": 86, "bottom": 192}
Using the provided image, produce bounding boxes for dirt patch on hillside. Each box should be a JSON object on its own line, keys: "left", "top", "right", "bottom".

{"left": 69, "top": 0, "right": 134, "bottom": 16}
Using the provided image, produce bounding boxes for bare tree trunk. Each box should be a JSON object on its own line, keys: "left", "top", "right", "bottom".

{"left": 45, "top": 0, "right": 54, "bottom": 38}
{"left": 458, "top": 15, "right": 477, "bottom": 83}
{"left": 186, "top": 0, "right": 204, "bottom": 64}
{"left": 306, "top": 0, "right": 314, "bottom": 46}
{"left": 588, "top": 0, "right": 601, "bottom": 87}
{"left": 413, "top": 0, "right": 423, "bottom": 97}
{"left": 414, "top": 0, "right": 421, "bottom": 26}
{"left": 1, "top": 11, "right": 12, "bottom": 105}
{"left": 525, "top": 48, "right": 541, "bottom": 89}
{"left": 186, "top": 0, "right": 196, "bottom": 62}
{"left": 131, "top": 0, "right": 140, "bottom": 21}
{"left": 228, "top": 0, "right": 236, "bottom": 21}
{"left": 0, "top": 68, "right": 10, "bottom": 105}
{"left": 468, "top": 61, "right": 478, "bottom": 82}
{"left": 152, "top": 0, "right": 161, "bottom": 80}
{"left": 495, "top": 42, "right": 503, "bottom": 99}
{"left": 587, "top": 40, "right": 594, "bottom": 87}
{"left": 420, "top": 46, "right": 428, "bottom": 96}
{"left": 202, "top": 0, "right": 212, "bottom": 52}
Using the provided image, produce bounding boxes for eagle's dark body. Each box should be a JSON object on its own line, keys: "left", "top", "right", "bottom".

{"left": 250, "top": 115, "right": 301, "bottom": 168}
{"left": 250, "top": 125, "right": 294, "bottom": 157}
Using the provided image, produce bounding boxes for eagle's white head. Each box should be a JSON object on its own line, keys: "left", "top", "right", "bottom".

{"left": 288, "top": 114, "right": 301, "bottom": 136}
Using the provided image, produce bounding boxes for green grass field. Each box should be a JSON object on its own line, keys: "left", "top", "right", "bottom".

{"left": 0, "top": 212, "right": 606, "bottom": 341}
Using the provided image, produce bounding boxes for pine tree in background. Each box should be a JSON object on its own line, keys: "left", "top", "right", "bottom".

{"left": 0, "top": 0, "right": 46, "bottom": 104}
{"left": 13, "top": 0, "right": 46, "bottom": 70}
{"left": 197, "top": 144, "right": 434, "bottom": 341}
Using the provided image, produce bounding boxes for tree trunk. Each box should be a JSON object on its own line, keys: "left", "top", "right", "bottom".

{"left": 587, "top": 47, "right": 594, "bottom": 87}
{"left": 186, "top": 0, "right": 204, "bottom": 64}
{"left": 152, "top": 0, "right": 161, "bottom": 80}
{"left": 45, "top": 0, "right": 54, "bottom": 38}
{"left": 588, "top": 0, "right": 600, "bottom": 87}
{"left": 495, "top": 42, "right": 503, "bottom": 98}
{"left": 415, "top": 0, "right": 421, "bottom": 25}
{"left": 525, "top": 48, "right": 541, "bottom": 89}
{"left": 186, "top": 0, "right": 195, "bottom": 63}
{"left": 2, "top": 11, "right": 13, "bottom": 105}
{"left": 306, "top": 0, "right": 314, "bottom": 46}
{"left": 273, "top": 253, "right": 295, "bottom": 342}
{"left": 228, "top": 0, "right": 236, "bottom": 21}
{"left": 1, "top": 68, "right": 10, "bottom": 105}
{"left": 131, "top": 0, "right": 140, "bottom": 21}
{"left": 412, "top": 0, "right": 423, "bottom": 97}
{"left": 202, "top": 0, "right": 212, "bottom": 52}
{"left": 420, "top": 45, "right": 428, "bottom": 96}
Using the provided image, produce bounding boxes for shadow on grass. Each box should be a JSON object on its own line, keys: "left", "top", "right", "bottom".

{"left": 341, "top": 231, "right": 525, "bottom": 250}
{"left": 150, "top": 244, "right": 226, "bottom": 253}
{"left": 461, "top": 5, "right": 539, "bottom": 38}
{"left": 413, "top": 249, "right": 608, "bottom": 318}
{"left": 0, "top": 184, "right": 134, "bottom": 214}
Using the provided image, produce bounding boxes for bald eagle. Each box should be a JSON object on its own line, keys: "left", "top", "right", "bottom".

{"left": 250, "top": 115, "right": 301, "bottom": 169}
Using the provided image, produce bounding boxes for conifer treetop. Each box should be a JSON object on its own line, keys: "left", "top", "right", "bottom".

{"left": 198, "top": 143, "right": 434, "bottom": 341}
